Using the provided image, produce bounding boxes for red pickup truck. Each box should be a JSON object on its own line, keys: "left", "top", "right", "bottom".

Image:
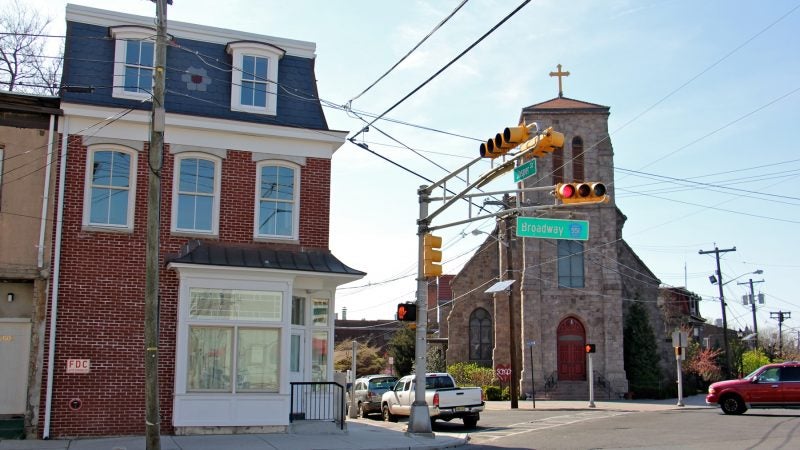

{"left": 706, "top": 361, "right": 800, "bottom": 414}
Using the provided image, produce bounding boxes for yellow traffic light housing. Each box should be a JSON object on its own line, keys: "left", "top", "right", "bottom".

{"left": 555, "top": 182, "right": 609, "bottom": 205}
{"left": 423, "top": 233, "right": 443, "bottom": 278}
{"left": 480, "top": 124, "right": 531, "bottom": 158}
{"left": 532, "top": 128, "right": 565, "bottom": 157}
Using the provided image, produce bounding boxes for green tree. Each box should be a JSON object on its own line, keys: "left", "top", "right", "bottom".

{"left": 742, "top": 348, "right": 770, "bottom": 375}
{"left": 333, "top": 339, "right": 386, "bottom": 376}
{"left": 623, "top": 301, "right": 663, "bottom": 397}
{"left": 427, "top": 344, "right": 446, "bottom": 373}
{"left": 388, "top": 325, "right": 415, "bottom": 376}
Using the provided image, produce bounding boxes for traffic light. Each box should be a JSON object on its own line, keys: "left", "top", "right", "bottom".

{"left": 397, "top": 303, "right": 417, "bottom": 321}
{"left": 555, "top": 182, "right": 609, "bottom": 205}
{"left": 531, "top": 128, "right": 565, "bottom": 157}
{"left": 423, "top": 233, "right": 443, "bottom": 278}
{"left": 585, "top": 343, "right": 596, "bottom": 354}
{"left": 480, "top": 125, "right": 530, "bottom": 158}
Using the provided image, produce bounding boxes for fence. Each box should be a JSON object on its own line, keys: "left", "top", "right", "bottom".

{"left": 289, "top": 382, "right": 346, "bottom": 430}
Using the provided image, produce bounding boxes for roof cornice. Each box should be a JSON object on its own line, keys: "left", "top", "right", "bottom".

{"left": 65, "top": 3, "right": 316, "bottom": 58}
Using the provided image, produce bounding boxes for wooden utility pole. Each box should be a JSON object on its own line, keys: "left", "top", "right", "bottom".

{"left": 737, "top": 278, "right": 764, "bottom": 349}
{"left": 770, "top": 311, "right": 791, "bottom": 358}
{"left": 145, "top": 1, "right": 168, "bottom": 449}
{"left": 500, "top": 194, "right": 518, "bottom": 409}
{"left": 698, "top": 245, "right": 736, "bottom": 378}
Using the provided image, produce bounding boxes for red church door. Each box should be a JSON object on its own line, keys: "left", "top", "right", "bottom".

{"left": 557, "top": 317, "right": 586, "bottom": 381}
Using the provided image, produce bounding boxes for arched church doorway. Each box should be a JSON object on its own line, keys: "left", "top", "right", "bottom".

{"left": 557, "top": 316, "right": 586, "bottom": 381}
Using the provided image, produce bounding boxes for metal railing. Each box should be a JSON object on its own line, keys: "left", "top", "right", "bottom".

{"left": 543, "top": 371, "right": 558, "bottom": 393}
{"left": 593, "top": 371, "right": 616, "bottom": 399}
{"left": 289, "top": 382, "right": 346, "bottom": 430}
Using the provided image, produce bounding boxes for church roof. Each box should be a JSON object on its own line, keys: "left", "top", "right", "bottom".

{"left": 522, "top": 96, "right": 609, "bottom": 114}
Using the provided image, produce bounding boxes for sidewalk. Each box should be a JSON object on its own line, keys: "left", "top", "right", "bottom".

{"left": 0, "top": 395, "right": 710, "bottom": 450}
{"left": 0, "top": 420, "right": 467, "bottom": 450}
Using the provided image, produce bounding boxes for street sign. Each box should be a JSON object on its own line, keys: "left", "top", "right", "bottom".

{"left": 671, "top": 330, "right": 688, "bottom": 348}
{"left": 513, "top": 159, "right": 537, "bottom": 182}
{"left": 516, "top": 217, "right": 589, "bottom": 241}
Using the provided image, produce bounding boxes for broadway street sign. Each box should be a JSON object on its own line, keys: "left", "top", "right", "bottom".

{"left": 516, "top": 217, "right": 589, "bottom": 241}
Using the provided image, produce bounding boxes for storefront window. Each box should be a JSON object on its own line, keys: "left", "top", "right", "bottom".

{"left": 311, "top": 330, "right": 328, "bottom": 382}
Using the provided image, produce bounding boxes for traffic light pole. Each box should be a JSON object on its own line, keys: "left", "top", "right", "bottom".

{"left": 409, "top": 186, "right": 433, "bottom": 435}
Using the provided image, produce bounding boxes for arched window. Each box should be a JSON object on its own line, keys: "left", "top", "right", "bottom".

{"left": 552, "top": 146, "right": 564, "bottom": 185}
{"left": 572, "top": 136, "right": 584, "bottom": 181}
{"left": 469, "top": 308, "right": 493, "bottom": 366}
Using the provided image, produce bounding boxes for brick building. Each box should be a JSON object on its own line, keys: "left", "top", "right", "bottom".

{"left": 446, "top": 92, "right": 680, "bottom": 399}
{"left": 37, "top": 5, "right": 362, "bottom": 438}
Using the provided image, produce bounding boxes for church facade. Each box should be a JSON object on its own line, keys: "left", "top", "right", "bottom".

{"left": 445, "top": 85, "right": 668, "bottom": 399}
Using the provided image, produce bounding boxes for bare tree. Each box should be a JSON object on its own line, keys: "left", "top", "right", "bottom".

{"left": 0, "top": 0, "right": 61, "bottom": 95}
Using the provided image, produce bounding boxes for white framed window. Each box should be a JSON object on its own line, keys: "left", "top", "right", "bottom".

{"left": 254, "top": 161, "right": 299, "bottom": 240}
{"left": 83, "top": 144, "right": 137, "bottom": 231}
{"left": 171, "top": 153, "right": 221, "bottom": 235}
{"left": 226, "top": 41, "right": 284, "bottom": 115}
{"left": 110, "top": 26, "right": 156, "bottom": 101}
{"left": 186, "top": 288, "right": 283, "bottom": 393}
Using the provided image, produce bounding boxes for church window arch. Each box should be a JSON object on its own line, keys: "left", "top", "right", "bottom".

{"left": 572, "top": 136, "right": 584, "bottom": 181}
{"left": 469, "top": 308, "right": 493, "bottom": 366}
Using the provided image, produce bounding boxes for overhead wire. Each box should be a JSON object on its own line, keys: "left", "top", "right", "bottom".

{"left": 345, "top": 0, "right": 469, "bottom": 106}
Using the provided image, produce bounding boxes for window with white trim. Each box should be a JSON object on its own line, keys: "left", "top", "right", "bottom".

{"left": 111, "top": 26, "right": 156, "bottom": 101}
{"left": 187, "top": 288, "right": 283, "bottom": 393}
{"left": 255, "top": 161, "right": 299, "bottom": 240}
{"left": 172, "top": 153, "right": 221, "bottom": 235}
{"left": 83, "top": 145, "right": 137, "bottom": 230}
{"left": 226, "top": 41, "right": 284, "bottom": 115}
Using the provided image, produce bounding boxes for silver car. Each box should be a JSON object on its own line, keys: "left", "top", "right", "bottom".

{"left": 348, "top": 375, "right": 398, "bottom": 417}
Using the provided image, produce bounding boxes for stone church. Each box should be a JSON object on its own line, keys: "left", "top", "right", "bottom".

{"left": 442, "top": 73, "right": 668, "bottom": 399}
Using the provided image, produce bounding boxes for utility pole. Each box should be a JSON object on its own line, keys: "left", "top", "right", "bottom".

{"left": 698, "top": 245, "right": 736, "bottom": 378}
{"left": 770, "top": 311, "right": 791, "bottom": 358}
{"left": 500, "top": 194, "right": 518, "bottom": 409}
{"left": 737, "top": 278, "right": 764, "bottom": 349}
{"left": 145, "top": 1, "right": 168, "bottom": 449}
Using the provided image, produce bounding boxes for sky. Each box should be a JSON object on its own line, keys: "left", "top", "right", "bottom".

{"left": 12, "top": 0, "right": 800, "bottom": 343}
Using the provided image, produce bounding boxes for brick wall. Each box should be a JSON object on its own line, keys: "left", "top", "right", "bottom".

{"left": 40, "top": 135, "right": 331, "bottom": 437}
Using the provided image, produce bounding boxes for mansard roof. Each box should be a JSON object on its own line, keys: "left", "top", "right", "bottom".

{"left": 61, "top": 5, "right": 332, "bottom": 131}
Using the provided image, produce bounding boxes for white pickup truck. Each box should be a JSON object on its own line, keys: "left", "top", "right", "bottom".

{"left": 380, "top": 372, "right": 484, "bottom": 428}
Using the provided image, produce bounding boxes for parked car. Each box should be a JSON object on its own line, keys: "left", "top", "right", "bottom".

{"left": 706, "top": 361, "right": 800, "bottom": 414}
{"left": 381, "top": 372, "right": 484, "bottom": 428}
{"left": 347, "top": 375, "right": 398, "bottom": 418}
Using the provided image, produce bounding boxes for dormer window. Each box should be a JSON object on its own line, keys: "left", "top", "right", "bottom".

{"left": 110, "top": 26, "right": 156, "bottom": 101}
{"left": 226, "top": 41, "right": 284, "bottom": 116}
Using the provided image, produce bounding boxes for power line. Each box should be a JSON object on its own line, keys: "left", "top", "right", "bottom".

{"left": 346, "top": 0, "right": 469, "bottom": 105}
{"left": 352, "top": 0, "right": 531, "bottom": 140}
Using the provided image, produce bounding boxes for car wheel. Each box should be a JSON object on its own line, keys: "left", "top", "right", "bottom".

{"left": 463, "top": 415, "right": 479, "bottom": 429}
{"left": 382, "top": 404, "right": 397, "bottom": 422}
{"left": 358, "top": 402, "right": 367, "bottom": 418}
{"left": 720, "top": 395, "right": 747, "bottom": 415}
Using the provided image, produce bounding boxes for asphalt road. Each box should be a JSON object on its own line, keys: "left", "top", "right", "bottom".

{"left": 433, "top": 406, "right": 800, "bottom": 449}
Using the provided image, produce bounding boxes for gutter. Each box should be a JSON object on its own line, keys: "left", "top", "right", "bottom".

{"left": 43, "top": 117, "right": 68, "bottom": 439}
{"left": 37, "top": 115, "right": 56, "bottom": 269}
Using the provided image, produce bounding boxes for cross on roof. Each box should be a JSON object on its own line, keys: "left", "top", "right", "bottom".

{"left": 549, "top": 64, "right": 570, "bottom": 98}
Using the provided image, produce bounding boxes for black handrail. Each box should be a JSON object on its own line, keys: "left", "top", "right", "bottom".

{"left": 289, "top": 382, "right": 345, "bottom": 430}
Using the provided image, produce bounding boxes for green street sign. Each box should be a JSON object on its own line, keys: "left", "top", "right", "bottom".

{"left": 516, "top": 217, "right": 589, "bottom": 241}
{"left": 513, "top": 159, "right": 537, "bottom": 183}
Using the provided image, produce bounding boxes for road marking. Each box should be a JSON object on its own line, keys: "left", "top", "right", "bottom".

{"left": 470, "top": 411, "right": 631, "bottom": 442}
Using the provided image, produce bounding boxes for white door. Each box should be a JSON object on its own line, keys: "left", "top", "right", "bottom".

{"left": 290, "top": 330, "right": 305, "bottom": 384}
{"left": 0, "top": 321, "right": 31, "bottom": 414}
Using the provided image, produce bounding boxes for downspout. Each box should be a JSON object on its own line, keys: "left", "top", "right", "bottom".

{"left": 37, "top": 114, "right": 56, "bottom": 269}
{"left": 43, "top": 117, "right": 68, "bottom": 439}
